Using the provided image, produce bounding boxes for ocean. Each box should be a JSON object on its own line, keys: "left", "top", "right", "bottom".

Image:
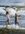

{"left": 0, "top": 14, "right": 7, "bottom": 25}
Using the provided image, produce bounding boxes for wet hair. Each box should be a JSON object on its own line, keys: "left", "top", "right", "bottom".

{"left": 6, "top": 11, "right": 9, "bottom": 15}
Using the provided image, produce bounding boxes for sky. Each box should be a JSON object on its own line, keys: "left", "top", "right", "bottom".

{"left": 0, "top": 0, "right": 25, "bottom": 5}
{"left": 0, "top": 0, "right": 25, "bottom": 3}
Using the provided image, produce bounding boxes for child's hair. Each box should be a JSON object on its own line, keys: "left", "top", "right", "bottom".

{"left": 6, "top": 11, "right": 9, "bottom": 15}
